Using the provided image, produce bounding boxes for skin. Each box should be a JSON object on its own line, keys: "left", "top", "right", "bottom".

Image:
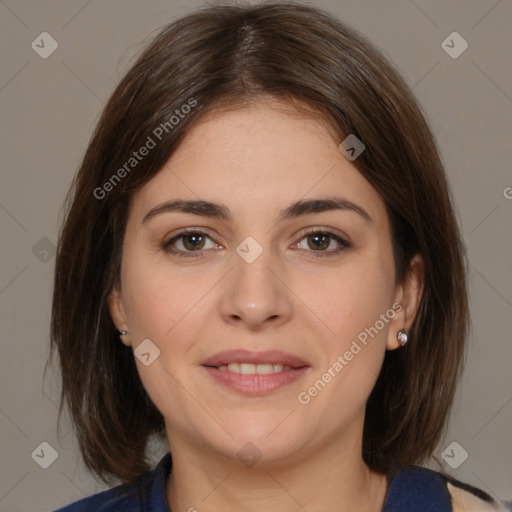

{"left": 108, "top": 99, "right": 424, "bottom": 512}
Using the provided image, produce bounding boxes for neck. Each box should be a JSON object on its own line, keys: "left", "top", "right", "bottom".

{"left": 165, "top": 421, "right": 389, "bottom": 512}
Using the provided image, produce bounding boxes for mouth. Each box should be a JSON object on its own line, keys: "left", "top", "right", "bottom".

{"left": 214, "top": 362, "right": 296, "bottom": 374}
{"left": 201, "top": 349, "right": 311, "bottom": 395}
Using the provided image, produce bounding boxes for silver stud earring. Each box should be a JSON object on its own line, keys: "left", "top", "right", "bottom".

{"left": 117, "top": 329, "right": 128, "bottom": 336}
{"left": 397, "top": 329, "right": 408, "bottom": 346}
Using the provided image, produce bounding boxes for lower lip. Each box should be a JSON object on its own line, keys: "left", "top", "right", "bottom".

{"left": 202, "top": 366, "right": 310, "bottom": 396}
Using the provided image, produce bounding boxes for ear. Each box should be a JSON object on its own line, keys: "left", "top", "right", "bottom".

{"left": 386, "top": 253, "right": 425, "bottom": 351}
{"left": 107, "top": 283, "right": 131, "bottom": 347}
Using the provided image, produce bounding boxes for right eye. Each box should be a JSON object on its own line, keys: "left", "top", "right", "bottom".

{"left": 161, "top": 229, "right": 220, "bottom": 257}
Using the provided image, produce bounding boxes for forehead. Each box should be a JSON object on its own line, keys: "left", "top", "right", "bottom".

{"left": 129, "top": 100, "right": 387, "bottom": 228}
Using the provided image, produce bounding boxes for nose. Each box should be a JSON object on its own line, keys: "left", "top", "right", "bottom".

{"left": 219, "top": 245, "right": 293, "bottom": 332}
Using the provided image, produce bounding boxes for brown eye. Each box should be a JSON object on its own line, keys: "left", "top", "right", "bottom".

{"left": 162, "top": 230, "right": 217, "bottom": 257}
{"left": 306, "top": 233, "right": 331, "bottom": 251}
{"left": 181, "top": 233, "right": 206, "bottom": 251}
{"left": 295, "top": 229, "right": 351, "bottom": 258}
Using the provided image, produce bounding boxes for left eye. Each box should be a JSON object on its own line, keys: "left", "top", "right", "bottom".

{"left": 294, "top": 231, "right": 350, "bottom": 256}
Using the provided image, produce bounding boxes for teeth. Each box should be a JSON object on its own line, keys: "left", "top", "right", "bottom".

{"left": 216, "top": 363, "right": 293, "bottom": 374}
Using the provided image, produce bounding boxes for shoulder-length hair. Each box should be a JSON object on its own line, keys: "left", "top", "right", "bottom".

{"left": 50, "top": 1, "right": 469, "bottom": 484}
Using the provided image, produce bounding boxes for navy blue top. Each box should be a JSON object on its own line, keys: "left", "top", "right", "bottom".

{"left": 54, "top": 453, "right": 453, "bottom": 511}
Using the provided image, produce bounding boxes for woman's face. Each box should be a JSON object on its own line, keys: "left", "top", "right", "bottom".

{"left": 109, "top": 99, "right": 421, "bottom": 467}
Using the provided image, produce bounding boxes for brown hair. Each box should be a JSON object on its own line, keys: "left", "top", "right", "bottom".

{"left": 50, "top": 1, "right": 469, "bottom": 484}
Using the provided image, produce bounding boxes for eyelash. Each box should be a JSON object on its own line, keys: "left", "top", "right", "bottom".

{"left": 161, "top": 227, "right": 352, "bottom": 259}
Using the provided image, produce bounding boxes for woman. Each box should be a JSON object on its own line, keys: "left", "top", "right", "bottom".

{"left": 50, "top": 3, "right": 508, "bottom": 511}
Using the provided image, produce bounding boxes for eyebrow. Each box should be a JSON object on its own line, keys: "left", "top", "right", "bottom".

{"left": 142, "top": 197, "right": 373, "bottom": 225}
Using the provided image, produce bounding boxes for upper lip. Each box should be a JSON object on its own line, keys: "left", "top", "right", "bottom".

{"left": 201, "top": 349, "right": 310, "bottom": 368}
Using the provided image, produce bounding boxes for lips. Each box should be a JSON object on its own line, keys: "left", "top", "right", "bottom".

{"left": 201, "top": 349, "right": 310, "bottom": 369}
{"left": 201, "top": 349, "right": 311, "bottom": 396}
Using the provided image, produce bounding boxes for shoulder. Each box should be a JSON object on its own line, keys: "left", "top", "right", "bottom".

{"left": 53, "top": 453, "right": 173, "bottom": 512}
{"left": 384, "top": 465, "right": 509, "bottom": 512}
{"left": 53, "top": 482, "right": 142, "bottom": 512}
{"left": 444, "top": 475, "right": 509, "bottom": 512}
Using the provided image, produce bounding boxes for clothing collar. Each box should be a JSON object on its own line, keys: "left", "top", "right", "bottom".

{"left": 143, "top": 454, "right": 452, "bottom": 512}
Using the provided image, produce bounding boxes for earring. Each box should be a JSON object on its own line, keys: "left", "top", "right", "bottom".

{"left": 397, "top": 329, "right": 408, "bottom": 346}
{"left": 117, "top": 329, "right": 128, "bottom": 336}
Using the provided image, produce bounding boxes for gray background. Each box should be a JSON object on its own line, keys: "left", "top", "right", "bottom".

{"left": 0, "top": 1, "right": 511, "bottom": 510}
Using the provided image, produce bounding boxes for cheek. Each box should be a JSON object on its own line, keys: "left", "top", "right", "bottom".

{"left": 306, "top": 259, "right": 394, "bottom": 338}
{"left": 119, "top": 253, "right": 205, "bottom": 422}
{"left": 299, "top": 257, "right": 394, "bottom": 389}
{"left": 292, "top": 260, "right": 395, "bottom": 425}
{"left": 120, "top": 248, "right": 201, "bottom": 338}
{"left": 119, "top": 249, "right": 219, "bottom": 390}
